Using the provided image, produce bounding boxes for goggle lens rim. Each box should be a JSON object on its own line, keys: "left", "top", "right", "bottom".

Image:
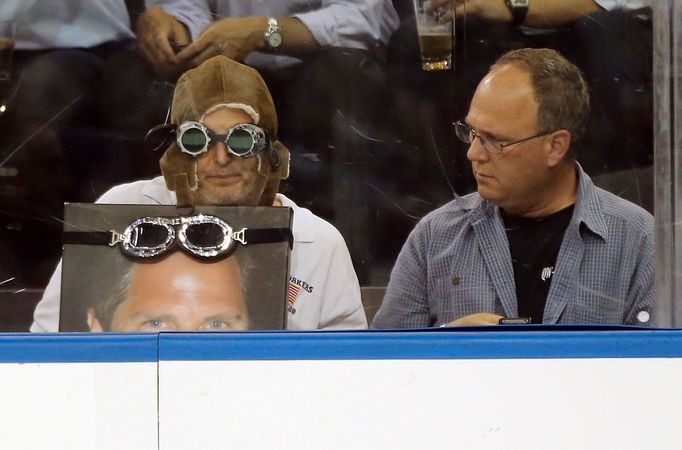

{"left": 226, "top": 127, "right": 257, "bottom": 156}
{"left": 122, "top": 219, "right": 176, "bottom": 258}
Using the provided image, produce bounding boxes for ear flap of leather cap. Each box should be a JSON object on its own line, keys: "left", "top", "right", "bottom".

{"left": 258, "top": 141, "right": 290, "bottom": 206}
{"left": 160, "top": 142, "right": 197, "bottom": 206}
{"left": 272, "top": 140, "right": 290, "bottom": 180}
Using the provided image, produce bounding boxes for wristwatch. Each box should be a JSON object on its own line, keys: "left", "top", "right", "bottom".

{"left": 264, "top": 17, "right": 283, "bottom": 52}
{"left": 504, "top": 0, "right": 529, "bottom": 25}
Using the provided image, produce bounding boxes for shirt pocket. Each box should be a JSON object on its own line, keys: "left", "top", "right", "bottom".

{"left": 431, "top": 262, "right": 503, "bottom": 324}
{"left": 562, "top": 284, "right": 624, "bottom": 324}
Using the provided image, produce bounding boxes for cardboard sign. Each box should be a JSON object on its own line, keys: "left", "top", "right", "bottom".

{"left": 60, "top": 204, "right": 292, "bottom": 332}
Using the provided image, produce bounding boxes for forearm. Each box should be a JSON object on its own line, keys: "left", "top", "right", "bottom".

{"left": 444, "top": 0, "right": 605, "bottom": 28}
{"left": 273, "top": 17, "right": 320, "bottom": 56}
{"left": 293, "top": 0, "right": 396, "bottom": 50}
{"left": 523, "top": 0, "right": 603, "bottom": 27}
{"left": 144, "top": 0, "right": 211, "bottom": 42}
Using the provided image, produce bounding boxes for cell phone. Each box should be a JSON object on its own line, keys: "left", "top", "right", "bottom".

{"left": 498, "top": 317, "right": 532, "bottom": 325}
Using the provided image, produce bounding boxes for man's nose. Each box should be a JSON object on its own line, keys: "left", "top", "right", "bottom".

{"left": 212, "top": 142, "right": 234, "bottom": 166}
{"left": 466, "top": 136, "right": 489, "bottom": 162}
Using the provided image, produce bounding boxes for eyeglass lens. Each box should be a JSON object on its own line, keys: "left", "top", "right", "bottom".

{"left": 455, "top": 122, "right": 472, "bottom": 144}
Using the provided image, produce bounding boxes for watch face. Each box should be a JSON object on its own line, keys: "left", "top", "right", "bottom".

{"left": 268, "top": 32, "right": 282, "bottom": 48}
{"left": 509, "top": 0, "right": 529, "bottom": 6}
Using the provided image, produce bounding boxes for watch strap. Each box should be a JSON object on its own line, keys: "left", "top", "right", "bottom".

{"left": 505, "top": 0, "right": 529, "bottom": 25}
{"left": 264, "top": 17, "right": 282, "bottom": 51}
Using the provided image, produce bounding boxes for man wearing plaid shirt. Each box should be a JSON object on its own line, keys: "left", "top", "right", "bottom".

{"left": 373, "top": 48, "right": 654, "bottom": 328}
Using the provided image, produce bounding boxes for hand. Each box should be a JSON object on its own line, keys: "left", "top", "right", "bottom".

{"left": 136, "top": 6, "right": 191, "bottom": 78}
{"left": 176, "top": 17, "right": 266, "bottom": 68}
{"left": 426, "top": 0, "right": 514, "bottom": 24}
{"left": 447, "top": 312, "right": 504, "bottom": 326}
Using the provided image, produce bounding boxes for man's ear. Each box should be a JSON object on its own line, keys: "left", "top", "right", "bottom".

{"left": 546, "top": 129, "right": 572, "bottom": 168}
{"left": 87, "top": 307, "right": 104, "bottom": 332}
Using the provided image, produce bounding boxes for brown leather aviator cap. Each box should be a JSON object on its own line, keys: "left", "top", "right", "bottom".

{"left": 159, "top": 56, "right": 282, "bottom": 206}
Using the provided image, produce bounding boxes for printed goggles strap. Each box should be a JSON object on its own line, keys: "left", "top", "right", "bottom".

{"left": 63, "top": 214, "right": 293, "bottom": 259}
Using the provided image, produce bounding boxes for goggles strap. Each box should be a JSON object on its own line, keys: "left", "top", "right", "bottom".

{"left": 63, "top": 231, "right": 116, "bottom": 246}
{"left": 243, "top": 227, "right": 293, "bottom": 249}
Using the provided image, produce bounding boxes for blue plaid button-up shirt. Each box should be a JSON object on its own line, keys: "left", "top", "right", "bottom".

{"left": 373, "top": 164, "right": 654, "bottom": 328}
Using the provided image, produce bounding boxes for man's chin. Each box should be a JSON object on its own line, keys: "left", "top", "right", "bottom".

{"left": 476, "top": 186, "right": 501, "bottom": 203}
{"left": 192, "top": 189, "right": 241, "bottom": 206}
{"left": 193, "top": 186, "right": 263, "bottom": 206}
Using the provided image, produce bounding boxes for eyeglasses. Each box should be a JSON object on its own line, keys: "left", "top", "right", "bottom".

{"left": 63, "top": 214, "right": 293, "bottom": 259}
{"left": 453, "top": 121, "right": 552, "bottom": 154}
{"left": 144, "top": 121, "right": 269, "bottom": 157}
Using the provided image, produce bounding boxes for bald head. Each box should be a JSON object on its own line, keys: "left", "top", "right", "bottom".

{"left": 490, "top": 48, "right": 590, "bottom": 148}
{"left": 470, "top": 64, "right": 540, "bottom": 141}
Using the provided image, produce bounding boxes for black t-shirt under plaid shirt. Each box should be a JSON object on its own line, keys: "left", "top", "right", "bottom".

{"left": 501, "top": 205, "right": 575, "bottom": 324}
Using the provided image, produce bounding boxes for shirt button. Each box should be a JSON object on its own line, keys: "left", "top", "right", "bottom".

{"left": 636, "top": 310, "right": 650, "bottom": 323}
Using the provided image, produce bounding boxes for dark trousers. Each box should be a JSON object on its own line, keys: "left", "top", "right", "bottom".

{"left": 0, "top": 41, "right": 137, "bottom": 286}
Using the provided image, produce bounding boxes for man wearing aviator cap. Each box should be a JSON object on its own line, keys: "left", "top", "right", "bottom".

{"left": 31, "top": 56, "right": 366, "bottom": 332}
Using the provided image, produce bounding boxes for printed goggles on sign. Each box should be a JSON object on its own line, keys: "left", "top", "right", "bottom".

{"left": 144, "top": 121, "right": 269, "bottom": 158}
{"left": 63, "top": 214, "right": 293, "bottom": 259}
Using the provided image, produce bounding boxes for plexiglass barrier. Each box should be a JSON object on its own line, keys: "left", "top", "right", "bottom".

{"left": 0, "top": 0, "right": 678, "bottom": 330}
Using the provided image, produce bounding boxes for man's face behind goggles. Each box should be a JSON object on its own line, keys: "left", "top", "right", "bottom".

{"left": 145, "top": 121, "right": 269, "bottom": 158}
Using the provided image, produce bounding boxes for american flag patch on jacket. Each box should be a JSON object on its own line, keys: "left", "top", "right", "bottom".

{"left": 287, "top": 283, "right": 301, "bottom": 305}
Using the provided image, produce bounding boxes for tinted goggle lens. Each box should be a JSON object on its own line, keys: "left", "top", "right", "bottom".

{"left": 130, "top": 222, "right": 226, "bottom": 249}
{"left": 227, "top": 128, "right": 256, "bottom": 156}
{"left": 185, "top": 222, "right": 225, "bottom": 247}
{"left": 180, "top": 127, "right": 209, "bottom": 155}
{"left": 130, "top": 223, "right": 170, "bottom": 248}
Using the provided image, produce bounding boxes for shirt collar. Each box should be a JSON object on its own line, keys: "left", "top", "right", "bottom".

{"left": 572, "top": 162, "right": 608, "bottom": 240}
{"left": 462, "top": 162, "right": 608, "bottom": 240}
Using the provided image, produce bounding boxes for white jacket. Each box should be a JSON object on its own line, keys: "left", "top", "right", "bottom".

{"left": 31, "top": 177, "right": 367, "bottom": 331}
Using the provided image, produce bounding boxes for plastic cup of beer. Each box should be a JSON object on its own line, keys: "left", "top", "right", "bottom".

{"left": 0, "top": 21, "right": 16, "bottom": 82}
{"left": 413, "top": 0, "right": 453, "bottom": 71}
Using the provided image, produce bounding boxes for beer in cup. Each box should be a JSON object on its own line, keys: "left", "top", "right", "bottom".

{"left": 0, "top": 21, "right": 15, "bottom": 81}
{"left": 413, "top": 0, "right": 453, "bottom": 71}
{"left": 0, "top": 21, "right": 16, "bottom": 113}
